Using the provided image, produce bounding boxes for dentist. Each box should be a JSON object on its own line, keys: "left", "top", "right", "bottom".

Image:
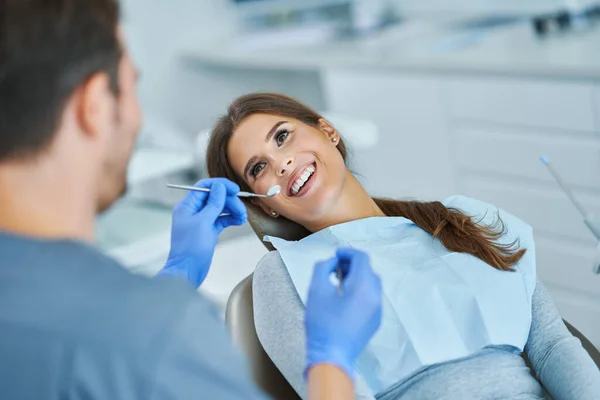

{"left": 0, "top": 0, "right": 382, "bottom": 399}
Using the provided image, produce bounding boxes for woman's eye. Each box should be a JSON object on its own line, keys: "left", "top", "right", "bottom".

{"left": 251, "top": 163, "right": 265, "bottom": 178}
{"left": 276, "top": 130, "right": 289, "bottom": 146}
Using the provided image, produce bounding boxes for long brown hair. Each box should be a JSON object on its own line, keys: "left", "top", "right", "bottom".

{"left": 206, "top": 93, "right": 525, "bottom": 271}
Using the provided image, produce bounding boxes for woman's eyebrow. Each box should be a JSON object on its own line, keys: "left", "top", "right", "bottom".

{"left": 243, "top": 121, "right": 288, "bottom": 178}
{"left": 244, "top": 156, "right": 258, "bottom": 179}
{"left": 265, "top": 121, "right": 287, "bottom": 142}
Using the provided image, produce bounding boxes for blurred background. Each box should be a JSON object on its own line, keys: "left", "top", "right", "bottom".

{"left": 98, "top": 0, "right": 600, "bottom": 346}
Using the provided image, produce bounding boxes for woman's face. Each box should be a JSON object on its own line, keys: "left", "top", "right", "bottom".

{"left": 227, "top": 113, "right": 348, "bottom": 225}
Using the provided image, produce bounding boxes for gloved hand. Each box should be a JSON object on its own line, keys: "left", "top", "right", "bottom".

{"left": 157, "top": 178, "right": 247, "bottom": 288}
{"left": 304, "top": 248, "right": 382, "bottom": 381}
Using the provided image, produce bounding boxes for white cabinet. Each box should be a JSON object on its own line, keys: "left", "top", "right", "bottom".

{"left": 322, "top": 69, "right": 457, "bottom": 200}
{"left": 445, "top": 78, "right": 598, "bottom": 133}
{"left": 454, "top": 126, "right": 600, "bottom": 191}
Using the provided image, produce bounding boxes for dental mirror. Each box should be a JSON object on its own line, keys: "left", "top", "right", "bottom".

{"left": 167, "top": 183, "right": 281, "bottom": 199}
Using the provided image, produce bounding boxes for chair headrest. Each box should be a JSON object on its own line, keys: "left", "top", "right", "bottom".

{"left": 246, "top": 203, "right": 310, "bottom": 251}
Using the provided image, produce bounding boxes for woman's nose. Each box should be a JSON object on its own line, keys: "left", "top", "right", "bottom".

{"left": 277, "top": 157, "right": 294, "bottom": 176}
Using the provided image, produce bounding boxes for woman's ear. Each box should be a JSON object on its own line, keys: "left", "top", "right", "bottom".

{"left": 318, "top": 118, "right": 339, "bottom": 146}
{"left": 251, "top": 198, "right": 279, "bottom": 218}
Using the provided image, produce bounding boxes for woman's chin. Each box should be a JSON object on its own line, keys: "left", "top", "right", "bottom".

{"left": 303, "top": 188, "right": 341, "bottom": 219}
{"left": 285, "top": 169, "right": 346, "bottom": 224}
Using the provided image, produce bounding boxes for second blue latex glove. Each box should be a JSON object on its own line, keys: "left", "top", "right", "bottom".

{"left": 304, "top": 248, "right": 383, "bottom": 381}
{"left": 157, "top": 178, "right": 247, "bottom": 288}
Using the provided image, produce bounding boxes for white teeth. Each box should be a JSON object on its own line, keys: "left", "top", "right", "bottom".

{"left": 291, "top": 165, "right": 315, "bottom": 195}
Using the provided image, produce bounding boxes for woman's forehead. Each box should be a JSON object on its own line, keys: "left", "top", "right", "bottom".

{"left": 230, "top": 114, "right": 296, "bottom": 148}
{"left": 236, "top": 113, "right": 295, "bottom": 133}
{"left": 227, "top": 115, "right": 273, "bottom": 173}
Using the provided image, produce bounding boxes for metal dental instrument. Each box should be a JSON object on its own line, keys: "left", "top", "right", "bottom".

{"left": 540, "top": 156, "right": 588, "bottom": 217}
{"left": 167, "top": 184, "right": 281, "bottom": 199}
{"left": 336, "top": 259, "right": 349, "bottom": 296}
{"left": 540, "top": 156, "right": 600, "bottom": 274}
{"left": 540, "top": 156, "right": 600, "bottom": 239}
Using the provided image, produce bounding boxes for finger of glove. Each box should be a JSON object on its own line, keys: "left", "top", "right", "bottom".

{"left": 174, "top": 190, "right": 209, "bottom": 218}
{"left": 196, "top": 178, "right": 241, "bottom": 195}
{"left": 217, "top": 214, "right": 247, "bottom": 230}
{"left": 223, "top": 195, "right": 247, "bottom": 221}
{"left": 308, "top": 257, "right": 338, "bottom": 296}
{"left": 338, "top": 248, "right": 373, "bottom": 291}
{"left": 198, "top": 182, "right": 228, "bottom": 221}
{"left": 174, "top": 179, "right": 240, "bottom": 218}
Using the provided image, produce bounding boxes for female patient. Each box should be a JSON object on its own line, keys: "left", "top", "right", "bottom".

{"left": 207, "top": 93, "right": 600, "bottom": 399}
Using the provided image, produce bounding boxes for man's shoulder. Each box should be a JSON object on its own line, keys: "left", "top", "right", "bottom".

{"left": 0, "top": 234, "right": 213, "bottom": 357}
{"left": 37, "top": 238, "right": 206, "bottom": 319}
{"left": 67, "top": 266, "right": 216, "bottom": 357}
{"left": 0, "top": 236, "right": 266, "bottom": 400}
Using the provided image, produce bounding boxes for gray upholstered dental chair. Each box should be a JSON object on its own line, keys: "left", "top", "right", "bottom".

{"left": 226, "top": 204, "right": 600, "bottom": 400}
{"left": 225, "top": 204, "right": 306, "bottom": 399}
{"left": 226, "top": 274, "right": 300, "bottom": 400}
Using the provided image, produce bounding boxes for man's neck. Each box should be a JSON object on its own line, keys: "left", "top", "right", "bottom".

{"left": 0, "top": 158, "right": 96, "bottom": 242}
{"left": 304, "top": 172, "right": 385, "bottom": 233}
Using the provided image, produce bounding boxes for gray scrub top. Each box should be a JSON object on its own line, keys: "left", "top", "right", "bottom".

{"left": 0, "top": 232, "right": 268, "bottom": 400}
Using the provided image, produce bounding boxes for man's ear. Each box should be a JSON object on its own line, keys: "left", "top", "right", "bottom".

{"left": 76, "top": 72, "right": 114, "bottom": 140}
{"left": 318, "top": 118, "right": 339, "bottom": 145}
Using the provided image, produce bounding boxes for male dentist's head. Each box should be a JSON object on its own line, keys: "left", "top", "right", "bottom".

{"left": 0, "top": 0, "right": 142, "bottom": 240}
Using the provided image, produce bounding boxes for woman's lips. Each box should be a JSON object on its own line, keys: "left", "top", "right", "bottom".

{"left": 288, "top": 163, "right": 317, "bottom": 198}
{"left": 288, "top": 162, "right": 313, "bottom": 195}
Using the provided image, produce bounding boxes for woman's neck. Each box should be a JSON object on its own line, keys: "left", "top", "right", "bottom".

{"left": 304, "top": 171, "right": 385, "bottom": 233}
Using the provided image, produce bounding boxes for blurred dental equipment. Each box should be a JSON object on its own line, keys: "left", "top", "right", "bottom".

{"left": 167, "top": 183, "right": 282, "bottom": 199}
{"left": 351, "top": 0, "right": 391, "bottom": 34}
{"left": 540, "top": 156, "right": 600, "bottom": 274}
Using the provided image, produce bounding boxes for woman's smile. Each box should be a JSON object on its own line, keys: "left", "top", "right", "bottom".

{"left": 287, "top": 162, "right": 317, "bottom": 197}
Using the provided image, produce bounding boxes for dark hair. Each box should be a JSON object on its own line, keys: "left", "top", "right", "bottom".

{"left": 207, "top": 93, "right": 525, "bottom": 271}
{"left": 0, "top": 0, "right": 122, "bottom": 161}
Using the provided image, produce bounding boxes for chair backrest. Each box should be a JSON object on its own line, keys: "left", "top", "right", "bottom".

{"left": 246, "top": 203, "right": 310, "bottom": 251}
{"left": 225, "top": 274, "right": 301, "bottom": 400}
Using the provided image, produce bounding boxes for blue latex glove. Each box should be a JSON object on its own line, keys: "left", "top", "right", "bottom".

{"left": 304, "top": 248, "right": 383, "bottom": 381}
{"left": 157, "top": 178, "right": 247, "bottom": 288}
